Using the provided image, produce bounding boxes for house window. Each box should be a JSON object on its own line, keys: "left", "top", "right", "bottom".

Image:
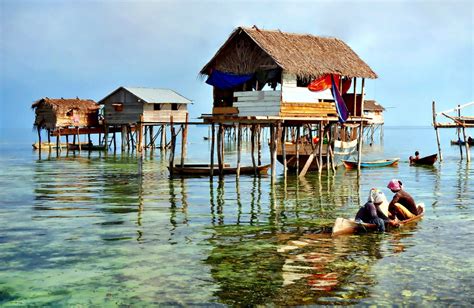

{"left": 172, "top": 104, "right": 180, "bottom": 111}
{"left": 154, "top": 104, "right": 161, "bottom": 111}
{"left": 296, "top": 77, "right": 310, "bottom": 87}
{"left": 112, "top": 103, "right": 123, "bottom": 112}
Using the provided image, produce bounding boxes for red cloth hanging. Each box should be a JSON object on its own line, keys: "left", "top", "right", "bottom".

{"left": 341, "top": 77, "right": 352, "bottom": 94}
{"left": 308, "top": 74, "right": 341, "bottom": 92}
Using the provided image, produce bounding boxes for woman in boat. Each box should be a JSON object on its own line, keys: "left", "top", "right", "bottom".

{"left": 387, "top": 179, "right": 419, "bottom": 219}
{"left": 355, "top": 188, "right": 398, "bottom": 232}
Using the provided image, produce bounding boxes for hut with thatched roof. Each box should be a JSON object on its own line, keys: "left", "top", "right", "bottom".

{"left": 32, "top": 97, "right": 100, "bottom": 130}
{"left": 198, "top": 26, "right": 379, "bottom": 178}
{"left": 200, "top": 26, "right": 377, "bottom": 119}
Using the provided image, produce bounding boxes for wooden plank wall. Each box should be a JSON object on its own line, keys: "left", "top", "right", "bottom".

{"left": 234, "top": 91, "right": 281, "bottom": 116}
{"left": 103, "top": 90, "right": 144, "bottom": 124}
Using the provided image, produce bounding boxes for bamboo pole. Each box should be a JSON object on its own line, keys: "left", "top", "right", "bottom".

{"left": 181, "top": 113, "right": 189, "bottom": 167}
{"left": 210, "top": 123, "right": 215, "bottom": 177}
{"left": 236, "top": 123, "right": 242, "bottom": 178}
{"left": 357, "top": 78, "right": 366, "bottom": 170}
{"left": 432, "top": 101, "right": 443, "bottom": 161}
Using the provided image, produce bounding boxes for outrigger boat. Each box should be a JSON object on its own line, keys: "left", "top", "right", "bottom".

{"left": 409, "top": 154, "right": 437, "bottom": 166}
{"left": 332, "top": 204, "right": 425, "bottom": 236}
{"left": 342, "top": 158, "right": 399, "bottom": 169}
{"left": 169, "top": 164, "right": 270, "bottom": 176}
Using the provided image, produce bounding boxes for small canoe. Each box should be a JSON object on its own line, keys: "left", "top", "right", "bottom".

{"left": 410, "top": 154, "right": 437, "bottom": 166}
{"left": 342, "top": 158, "right": 399, "bottom": 169}
{"left": 332, "top": 204, "right": 425, "bottom": 236}
{"left": 169, "top": 164, "right": 270, "bottom": 176}
{"left": 451, "top": 139, "right": 474, "bottom": 146}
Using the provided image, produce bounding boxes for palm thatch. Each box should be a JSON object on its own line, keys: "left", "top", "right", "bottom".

{"left": 32, "top": 98, "right": 100, "bottom": 129}
{"left": 201, "top": 26, "right": 377, "bottom": 80}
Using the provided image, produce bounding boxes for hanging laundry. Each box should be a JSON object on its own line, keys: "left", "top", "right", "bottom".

{"left": 206, "top": 69, "right": 254, "bottom": 89}
{"left": 309, "top": 74, "right": 334, "bottom": 92}
{"left": 341, "top": 77, "right": 352, "bottom": 94}
{"left": 331, "top": 75, "right": 349, "bottom": 123}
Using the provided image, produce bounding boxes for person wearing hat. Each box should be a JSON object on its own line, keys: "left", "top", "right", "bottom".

{"left": 355, "top": 188, "right": 399, "bottom": 232}
{"left": 387, "top": 179, "right": 418, "bottom": 219}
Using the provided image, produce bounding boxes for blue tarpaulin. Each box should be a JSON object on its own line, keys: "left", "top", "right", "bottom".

{"left": 331, "top": 75, "right": 349, "bottom": 123}
{"left": 206, "top": 70, "right": 254, "bottom": 89}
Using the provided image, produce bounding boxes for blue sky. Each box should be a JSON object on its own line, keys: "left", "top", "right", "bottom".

{"left": 1, "top": 0, "right": 473, "bottom": 130}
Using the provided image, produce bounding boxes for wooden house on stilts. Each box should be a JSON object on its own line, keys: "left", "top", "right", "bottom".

{"left": 98, "top": 86, "right": 191, "bottom": 152}
{"left": 31, "top": 97, "right": 101, "bottom": 151}
{"left": 199, "top": 26, "right": 378, "bottom": 179}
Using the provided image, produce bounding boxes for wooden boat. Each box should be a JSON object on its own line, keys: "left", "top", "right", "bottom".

{"left": 410, "top": 154, "right": 437, "bottom": 166}
{"left": 450, "top": 139, "right": 474, "bottom": 146}
{"left": 32, "top": 142, "right": 87, "bottom": 150}
{"left": 332, "top": 203, "right": 425, "bottom": 236}
{"left": 169, "top": 164, "right": 270, "bottom": 176}
{"left": 342, "top": 158, "right": 399, "bottom": 169}
{"left": 67, "top": 143, "right": 106, "bottom": 151}
{"left": 276, "top": 139, "right": 358, "bottom": 171}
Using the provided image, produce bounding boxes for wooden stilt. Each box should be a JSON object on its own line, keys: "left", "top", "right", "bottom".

{"left": 357, "top": 78, "right": 366, "bottom": 170}
{"left": 295, "top": 126, "right": 300, "bottom": 173}
{"left": 160, "top": 124, "right": 166, "bottom": 150}
{"left": 462, "top": 125, "right": 471, "bottom": 162}
{"left": 77, "top": 127, "right": 81, "bottom": 152}
{"left": 218, "top": 124, "right": 224, "bottom": 178}
{"left": 457, "top": 105, "right": 463, "bottom": 159}
{"left": 104, "top": 125, "right": 109, "bottom": 152}
{"left": 149, "top": 126, "right": 154, "bottom": 149}
{"left": 169, "top": 116, "right": 175, "bottom": 177}
{"left": 257, "top": 125, "right": 262, "bottom": 166}
{"left": 121, "top": 125, "right": 127, "bottom": 152}
{"left": 281, "top": 125, "right": 287, "bottom": 178}
{"left": 144, "top": 126, "right": 148, "bottom": 150}
{"left": 251, "top": 124, "right": 257, "bottom": 174}
{"left": 210, "top": 123, "right": 215, "bottom": 177}
{"left": 353, "top": 77, "right": 357, "bottom": 116}
{"left": 180, "top": 113, "right": 189, "bottom": 167}
{"left": 112, "top": 127, "right": 116, "bottom": 151}
{"left": 299, "top": 124, "right": 316, "bottom": 178}
{"left": 47, "top": 129, "right": 51, "bottom": 151}
{"left": 236, "top": 123, "right": 242, "bottom": 178}
{"left": 57, "top": 128, "right": 61, "bottom": 154}
{"left": 37, "top": 126, "right": 42, "bottom": 155}
{"left": 318, "top": 123, "right": 324, "bottom": 173}
{"left": 271, "top": 123, "right": 278, "bottom": 182}
{"left": 432, "top": 101, "right": 443, "bottom": 161}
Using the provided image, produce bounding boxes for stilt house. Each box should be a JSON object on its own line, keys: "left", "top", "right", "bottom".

{"left": 32, "top": 98, "right": 100, "bottom": 130}
{"left": 200, "top": 26, "right": 377, "bottom": 121}
{"left": 364, "top": 100, "right": 385, "bottom": 124}
{"left": 98, "top": 87, "right": 191, "bottom": 125}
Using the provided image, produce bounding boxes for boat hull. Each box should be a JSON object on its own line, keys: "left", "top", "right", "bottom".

{"left": 332, "top": 204, "right": 425, "bottom": 236}
{"left": 342, "top": 158, "right": 399, "bottom": 169}
{"left": 410, "top": 154, "right": 437, "bottom": 166}
{"left": 169, "top": 164, "right": 270, "bottom": 176}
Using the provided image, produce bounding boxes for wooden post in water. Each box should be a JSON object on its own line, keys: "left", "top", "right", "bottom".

{"left": 295, "top": 126, "right": 300, "bottom": 173}
{"left": 77, "top": 127, "right": 81, "bottom": 152}
{"left": 57, "top": 128, "right": 61, "bottom": 154}
{"left": 160, "top": 125, "right": 166, "bottom": 150}
{"left": 251, "top": 124, "right": 257, "bottom": 174}
{"left": 104, "top": 125, "right": 109, "bottom": 152}
{"left": 236, "top": 123, "right": 242, "bottom": 178}
{"left": 218, "top": 124, "right": 224, "bottom": 178}
{"left": 281, "top": 125, "right": 287, "bottom": 178}
{"left": 457, "top": 105, "right": 463, "bottom": 159}
{"left": 353, "top": 77, "right": 357, "bottom": 116}
{"left": 169, "top": 116, "right": 175, "bottom": 177}
{"left": 37, "top": 126, "right": 42, "bottom": 155}
{"left": 257, "top": 125, "right": 262, "bottom": 166}
{"left": 271, "top": 123, "right": 279, "bottom": 182}
{"left": 318, "top": 123, "right": 324, "bottom": 174}
{"left": 210, "top": 123, "right": 215, "bottom": 177}
{"left": 180, "top": 113, "right": 189, "bottom": 167}
{"left": 432, "top": 101, "right": 443, "bottom": 161}
{"left": 460, "top": 107, "right": 470, "bottom": 162}
{"left": 149, "top": 126, "right": 154, "bottom": 149}
{"left": 357, "top": 78, "right": 366, "bottom": 170}
{"left": 121, "top": 125, "right": 127, "bottom": 152}
{"left": 47, "top": 129, "right": 51, "bottom": 151}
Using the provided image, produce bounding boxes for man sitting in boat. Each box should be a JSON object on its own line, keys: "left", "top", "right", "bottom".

{"left": 409, "top": 151, "right": 420, "bottom": 164}
{"left": 355, "top": 188, "right": 399, "bottom": 232}
{"left": 387, "top": 179, "right": 421, "bottom": 219}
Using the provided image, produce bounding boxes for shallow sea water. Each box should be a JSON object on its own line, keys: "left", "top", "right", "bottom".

{"left": 0, "top": 126, "right": 473, "bottom": 306}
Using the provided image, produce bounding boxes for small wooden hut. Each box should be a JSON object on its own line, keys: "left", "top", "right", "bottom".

{"left": 199, "top": 26, "right": 378, "bottom": 178}
{"left": 32, "top": 97, "right": 100, "bottom": 130}
{"left": 364, "top": 100, "right": 385, "bottom": 124}
{"left": 99, "top": 86, "right": 191, "bottom": 124}
{"left": 98, "top": 86, "right": 191, "bottom": 152}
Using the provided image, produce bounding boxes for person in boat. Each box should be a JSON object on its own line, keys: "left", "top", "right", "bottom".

{"left": 355, "top": 188, "right": 399, "bottom": 232}
{"left": 387, "top": 179, "right": 420, "bottom": 220}
{"left": 409, "top": 151, "right": 420, "bottom": 164}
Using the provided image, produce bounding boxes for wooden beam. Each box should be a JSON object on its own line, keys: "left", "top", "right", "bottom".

{"left": 432, "top": 101, "right": 443, "bottom": 161}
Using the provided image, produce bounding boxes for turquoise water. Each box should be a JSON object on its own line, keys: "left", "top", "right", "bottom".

{"left": 0, "top": 127, "right": 473, "bottom": 306}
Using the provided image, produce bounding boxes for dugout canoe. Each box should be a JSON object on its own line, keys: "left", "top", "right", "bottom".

{"left": 342, "top": 158, "right": 399, "bottom": 169}
{"left": 332, "top": 204, "right": 425, "bottom": 236}
{"left": 169, "top": 164, "right": 270, "bottom": 176}
{"left": 409, "top": 154, "right": 437, "bottom": 166}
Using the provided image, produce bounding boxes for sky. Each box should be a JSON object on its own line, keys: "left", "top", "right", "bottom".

{"left": 0, "top": 0, "right": 473, "bottom": 131}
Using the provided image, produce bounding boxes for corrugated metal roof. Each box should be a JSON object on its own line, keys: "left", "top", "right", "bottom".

{"left": 124, "top": 87, "right": 192, "bottom": 104}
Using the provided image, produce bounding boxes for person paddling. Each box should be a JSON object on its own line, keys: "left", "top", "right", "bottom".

{"left": 355, "top": 188, "right": 399, "bottom": 232}
{"left": 387, "top": 179, "right": 420, "bottom": 220}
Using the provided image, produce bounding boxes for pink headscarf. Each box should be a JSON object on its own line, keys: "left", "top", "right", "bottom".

{"left": 387, "top": 179, "right": 402, "bottom": 191}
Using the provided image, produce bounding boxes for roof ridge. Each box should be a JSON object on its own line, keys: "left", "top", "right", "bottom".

{"left": 240, "top": 26, "right": 339, "bottom": 40}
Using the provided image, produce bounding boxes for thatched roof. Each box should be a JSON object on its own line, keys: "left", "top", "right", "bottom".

{"left": 31, "top": 98, "right": 99, "bottom": 112}
{"left": 364, "top": 100, "right": 385, "bottom": 111}
{"left": 201, "top": 26, "right": 377, "bottom": 80}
